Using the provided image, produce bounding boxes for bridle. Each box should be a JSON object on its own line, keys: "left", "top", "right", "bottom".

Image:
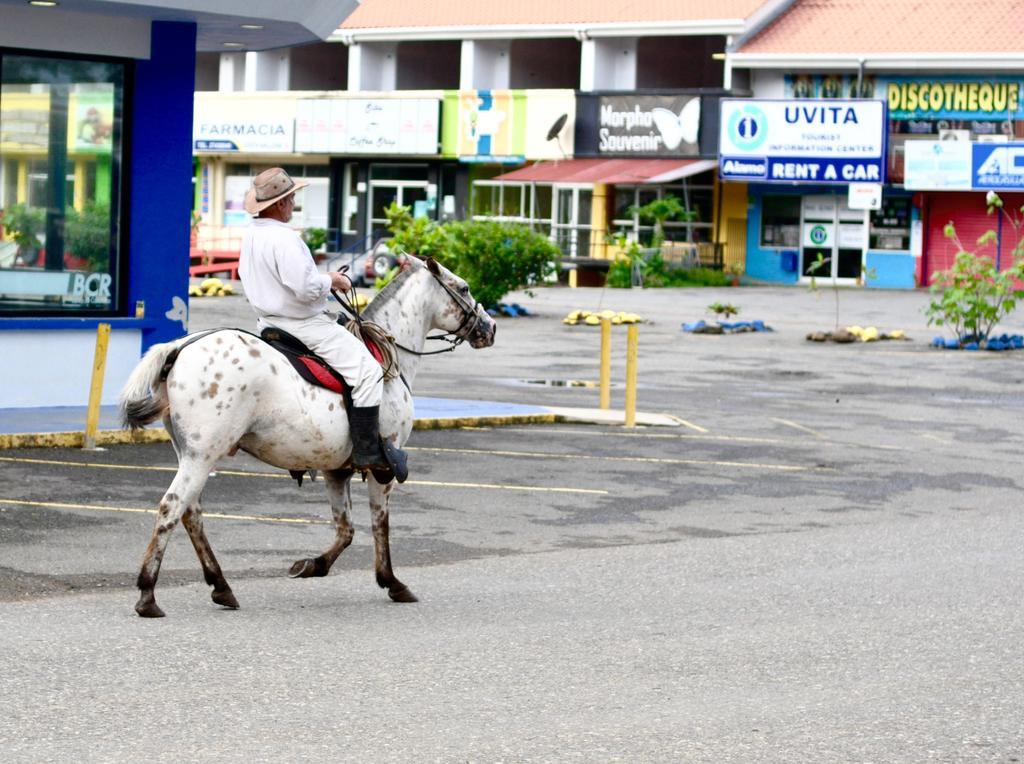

{"left": 332, "top": 257, "right": 482, "bottom": 357}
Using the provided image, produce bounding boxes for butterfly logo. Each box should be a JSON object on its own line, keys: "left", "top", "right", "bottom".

{"left": 165, "top": 295, "right": 188, "bottom": 331}
{"left": 651, "top": 99, "right": 701, "bottom": 150}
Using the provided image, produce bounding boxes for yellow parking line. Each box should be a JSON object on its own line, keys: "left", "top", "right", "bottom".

{"left": 771, "top": 417, "right": 824, "bottom": 439}
{"left": 407, "top": 447, "right": 831, "bottom": 472}
{"left": 494, "top": 427, "right": 784, "bottom": 445}
{"left": 0, "top": 456, "right": 605, "bottom": 495}
{"left": 0, "top": 498, "right": 328, "bottom": 525}
{"left": 664, "top": 415, "right": 709, "bottom": 433}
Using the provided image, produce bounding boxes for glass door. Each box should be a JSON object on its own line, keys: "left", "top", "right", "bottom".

{"left": 367, "top": 180, "right": 428, "bottom": 239}
{"left": 800, "top": 195, "right": 866, "bottom": 283}
{"left": 551, "top": 187, "right": 592, "bottom": 259}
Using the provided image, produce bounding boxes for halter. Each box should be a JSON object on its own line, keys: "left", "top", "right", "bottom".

{"left": 333, "top": 257, "right": 481, "bottom": 358}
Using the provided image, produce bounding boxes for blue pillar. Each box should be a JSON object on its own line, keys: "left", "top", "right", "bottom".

{"left": 128, "top": 20, "right": 197, "bottom": 350}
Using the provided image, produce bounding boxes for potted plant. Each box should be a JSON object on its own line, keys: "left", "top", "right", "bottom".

{"left": 302, "top": 227, "right": 329, "bottom": 261}
{"left": 1, "top": 203, "right": 45, "bottom": 266}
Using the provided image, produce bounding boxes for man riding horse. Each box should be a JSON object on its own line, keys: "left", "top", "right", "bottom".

{"left": 238, "top": 167, "right": 406, "bottom": 477}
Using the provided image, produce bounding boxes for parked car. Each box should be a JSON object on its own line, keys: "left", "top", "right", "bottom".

{"left": 320, "top": 239, "right": 400, "bottom": 287}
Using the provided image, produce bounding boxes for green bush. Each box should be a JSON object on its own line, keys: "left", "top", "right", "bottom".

{"left": 442, "top": 220, "right": 560, "bottom": 308}
{"left": 301, "top": 226, "right": 328, "bottom": 253}
{"left": 65, "top": 201, "right": 110, "bottom": 271}
{"left": 1, "top": 203, "right": 44, "bottom": 257}
{"left": 386, "top": 203, "right": 559, "bottom": 308}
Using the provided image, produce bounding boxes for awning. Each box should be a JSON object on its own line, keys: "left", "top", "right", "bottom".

{"left": 489, "top": 158, "right": 717, "bottom": 185}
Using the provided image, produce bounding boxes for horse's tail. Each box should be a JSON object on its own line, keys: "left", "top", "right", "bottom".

{"left": 119, "top": 338, "right": 182, "bottom": 430}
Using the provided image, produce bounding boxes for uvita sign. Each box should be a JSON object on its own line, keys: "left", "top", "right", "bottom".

{"left": 718, "top": 99, "right": 887, "bottom": 184}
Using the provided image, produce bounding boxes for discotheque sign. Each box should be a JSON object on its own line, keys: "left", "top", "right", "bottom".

{"left": 718, "top": 99, "right": 887, "bottom": 184}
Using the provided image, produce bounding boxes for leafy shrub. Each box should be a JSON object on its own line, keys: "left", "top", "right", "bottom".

{"left": 386, "top": 203, "right": 559, "bottom": 308}
{"left": 1, "top": 203, "right": 44, "bottom": 256}
{"left": 442, "top": 220, "right": 560, "bottom": 308}
{"left": 302, "top": 226, "right": 328, "bottom": 253}
{"left": 708, "top": 302, "right": 740, "bottom": 319}
{"left": 65, "top": 201, "right": 110, "bottom": 271}
{"left": 926, "top": 223, "right": 1024, "bottom": 345}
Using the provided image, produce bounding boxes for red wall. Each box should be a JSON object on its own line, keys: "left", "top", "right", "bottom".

{"left": 923, "top": 192, "right": 1024, "bottom": 283}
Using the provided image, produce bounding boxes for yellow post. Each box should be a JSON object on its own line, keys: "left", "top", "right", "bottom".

{"left": 624, "top": 324, "right": 638, "bottom": 427}
{"left": 16, "top": 160, "right": 28, "bottom": 204}
{"left": 83, "top": 323, "right": 111, "bottom": 450}
{"left": 599, "top": 317, "right": 611, "bottom": 409}
{"left": 73, "top": 160, "right": 87, "bottom": 212}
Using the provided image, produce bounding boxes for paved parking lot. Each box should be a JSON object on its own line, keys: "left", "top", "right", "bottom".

{"left": 2, "top": 282, "right": 1023, "bottom": 761}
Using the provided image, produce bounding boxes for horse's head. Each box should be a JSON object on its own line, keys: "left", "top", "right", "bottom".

{"left": 420, "top": 256, "right": 496, "bottom": 349}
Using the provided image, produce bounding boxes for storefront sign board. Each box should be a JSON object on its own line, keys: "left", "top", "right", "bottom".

{"left": 848, "top": 182, "right": 882, "bottom": 210}
{"left": 595, "top": 95, "right": 700, "bottom": 156}
{"left": 786, "top": 74, "right": 1024, "bottom": 121}
{"left": 972, "top": 142, "right": 1024, "bottom": 190}
{"left": 295, "top": 98, "right": 439, "bottom": 155}
{"left": 718, "top": 99, "right": 887, "bottom": 184}
{"left": 440, "top": 90, "right": 574, "bottom": 162}
{"left": 193, "top": 97, "right": 295, "bottom": 153}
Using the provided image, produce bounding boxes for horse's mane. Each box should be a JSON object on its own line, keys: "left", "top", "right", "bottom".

{"left": 361, "top": 264, "right": 419, "bottom": 321}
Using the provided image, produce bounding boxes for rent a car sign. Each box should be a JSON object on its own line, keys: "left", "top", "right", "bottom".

{"left": 718, "top": 99, "right": 887, "bottom": 184}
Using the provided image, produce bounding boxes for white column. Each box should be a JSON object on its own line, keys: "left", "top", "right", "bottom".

{"left": 349, "top": 42, "right": 397, "bottom": 91}
{"left": 459, "top": 39, "right": 475, "bottom": 90}
{"left": 218, "top": 52, "right": 244, "bottom": 92}
{"left": 242, "top": 50, "right": 291, "bottom": 92}
{"left": 591, "top": 38, "right": 637, "bottom": 91}
{"left": 347, "top": 43, "right": 362, "bottom": 91}
{"left": 467, "top": 40, "right": 510, "bottom": 89}
{"left": 580, "top": 38, "right": 596, "bottom": 92}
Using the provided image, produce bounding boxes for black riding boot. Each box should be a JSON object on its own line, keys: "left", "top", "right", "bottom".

{"left": 349, "top": 405, "right": 408, "bottom": 483}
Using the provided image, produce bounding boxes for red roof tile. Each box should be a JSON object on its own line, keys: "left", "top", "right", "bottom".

{"left": 739, "top": 0, "right": 1024, "bottom": 54}
{"left": 342, "top": 0, "right": 768, "bottom": 29}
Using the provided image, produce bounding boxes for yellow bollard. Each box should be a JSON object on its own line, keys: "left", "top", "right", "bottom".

{"left": 599, "top": 317, "right": 611, "bottom": 409}
{"left": 624, "top": 324, "right": 638, "bottom": 427}
{"left": 83, "top": 323, "right": 111, "bottom": 450}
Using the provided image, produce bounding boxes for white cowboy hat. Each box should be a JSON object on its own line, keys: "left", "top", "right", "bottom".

{"left": 243, "top": 167, "right": 310, "bottom": 215}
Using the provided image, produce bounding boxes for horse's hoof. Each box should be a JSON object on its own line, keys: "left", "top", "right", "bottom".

{"left": 388, "top": 586, "right": 418, "bottom": 603}
{"left": 135, "top": 595, "right": 165, "bottom": 618}
{"left": 289, "top": 559, "right": 316, "bottom": 578}
{"left": 212, "top": 588, "right": 239, "bottom": 610}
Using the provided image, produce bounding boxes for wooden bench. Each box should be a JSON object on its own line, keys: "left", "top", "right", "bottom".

{"left": 189, "top": 260, "right": 239, "bottom": 280}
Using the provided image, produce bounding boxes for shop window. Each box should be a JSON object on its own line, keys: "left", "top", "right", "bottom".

{"left": 869, "top": 198, "right": 911, "bottom": 251}
{"left": 221, "top": 161, "right": 329, "bottom": 229}
{"left": 761, "top": 195, "right": 801, "bottom": 248}
{"left": 0, "top": 52, "right": 124, "bottom": 315}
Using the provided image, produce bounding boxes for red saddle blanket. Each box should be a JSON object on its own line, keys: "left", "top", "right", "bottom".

{"left": 260, "top": 327, "right": 384, "bottom": 395}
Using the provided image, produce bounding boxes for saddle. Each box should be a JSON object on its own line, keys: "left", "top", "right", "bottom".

{"left": 259, "top": 325, "right": 400, "bottom": 486}
{"left": 259, "top": 326, "right": 384, "bottom": 396}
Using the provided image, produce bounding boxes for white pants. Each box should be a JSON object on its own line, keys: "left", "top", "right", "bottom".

{"left": 257, "top": 312, "right": 383, "bottom": 407}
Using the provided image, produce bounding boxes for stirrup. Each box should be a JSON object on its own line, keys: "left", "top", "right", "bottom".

{"left": 370, "top": 438, "right": 407, "bottom": 484}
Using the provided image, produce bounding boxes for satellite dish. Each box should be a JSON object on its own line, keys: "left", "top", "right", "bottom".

{"left": 546, "top": 113, "right": 568, "bottom": 142}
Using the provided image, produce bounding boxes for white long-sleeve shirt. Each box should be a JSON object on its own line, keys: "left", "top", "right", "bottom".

{"left": 239, "top": 218, "right": 332, "bottom": 319}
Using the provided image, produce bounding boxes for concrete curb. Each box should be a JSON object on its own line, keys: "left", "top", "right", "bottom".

{"left": 0, "top": 407, "right": 678, "bottom": 450}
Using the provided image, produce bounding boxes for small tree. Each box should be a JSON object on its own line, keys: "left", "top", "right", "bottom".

{"left": 807, "top": 252, "right": 877, "bottom": 330}
{"left": 628, "top": 195, "right": 694, "bottom": 247}
{"left": 707, "top": 302, "right": 740, "bottom": 319}
{"left": 925, "top": 218, "right": 1024, "bottom": 346}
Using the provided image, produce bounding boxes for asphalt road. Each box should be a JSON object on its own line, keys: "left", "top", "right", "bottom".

{"left": 1, "top": 283, "right": 1023, "bottom": 761}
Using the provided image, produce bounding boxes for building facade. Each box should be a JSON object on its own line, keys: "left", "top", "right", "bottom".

{"left": 0, "top": 1, "right": 356, "bottom": 408}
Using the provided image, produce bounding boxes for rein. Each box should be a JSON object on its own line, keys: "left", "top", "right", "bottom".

{"left": 331, "top": 260, "right": 480, "bottom": 358}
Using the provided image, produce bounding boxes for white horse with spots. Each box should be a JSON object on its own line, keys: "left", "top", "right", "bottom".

{"left": 120, "top": 256, "right": 496, "bottom": 617}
